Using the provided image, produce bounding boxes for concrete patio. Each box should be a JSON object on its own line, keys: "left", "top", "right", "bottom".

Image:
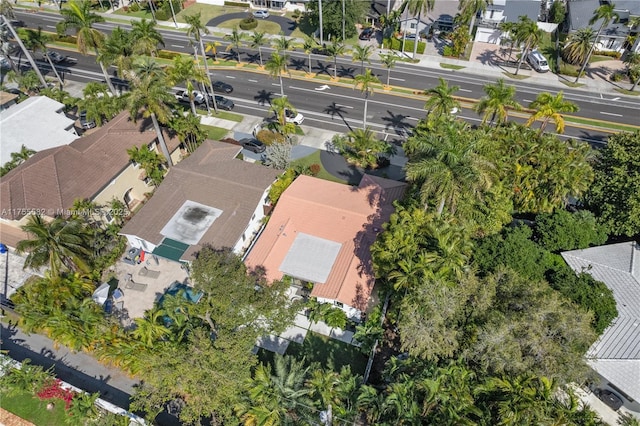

{"left": 109, "top": 252, "right": 189, "bottom": 320}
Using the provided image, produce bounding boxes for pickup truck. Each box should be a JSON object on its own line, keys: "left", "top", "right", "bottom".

{"left": 175, "top": 90, "right": 205, "bottom": 105}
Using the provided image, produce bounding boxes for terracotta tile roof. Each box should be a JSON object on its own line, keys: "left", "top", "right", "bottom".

{"left": 119, "top": 140, "right": 282, "bottom": 260}
{"left": 0, "top": 112, "right": 180, "bottom": 221}
{"left": 244, "top": 174, "right": 406, "bottom": 311}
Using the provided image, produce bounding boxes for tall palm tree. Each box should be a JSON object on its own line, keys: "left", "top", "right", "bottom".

{"left": 498, "top": 21, "right": 518, "bottom": 60}
{"left": 576, "top": 3, "right": 620, "bottom": 83}
{"left": 380, "top": 52, "right": 398, "bottom": 87}
{"left": 17, "top": 214, "right": 92, "bottom": 276}
{"left": 561, "top": 27, "right": 596, "bottom": 65}
{"left": 1, "top": 15, "right": 47, "bottom": 87}
{"left": 474, "top": 78, "right": 522, "bottom": 125}
{"left": 303, "top": 36, "right": 317, "bottom": 74}
{"left": 98, "top": 26, "right": 134, "bottom": 80}
{"left": 167, "top": 54, "right": 208, "bottom": 115}
{"left": 184, "top": 12, "right": 217, "bottom": 112}
{"left": 526, "top": 91, "right": 579, "bottom": 134}
{"left": 130, "top": 18, "right": 164, "bottom": 57}
{"left": 205, "top": 40, "right": 222, "bottom": 62}
{"left": 326, "top": 40, "right": 345, "bottom": 79}
{"left": 224, "top": 26, "right": 246, "bottom": 64}
{"left": 265, "top": 51, "right": 289, "bottom": 97}
{"left": 273, "top": 33, "right": 294, "bottom": 55}
{"left": 250, "top": 31, "right": 267, "bottom": 67}
{"left": 18, "top": 27, "right": 64, "bottom": 87}
{"left": 352, "top": 44, "right": 374, "bottom": 74}
{"left": 458, "top": 0, "right": 491, "bottom": 35}
{"left": 132, "top": 308, "right": 171, "bottom": 348}
{"left": 404, "top": 0, "right": 434, "bottom": 59}
{"left": 512, "top": 15, "right": 543, "bottom": 76}
{"left": 10, "top": 145, "right": 36, "bottom": 165}
{"left": 269, "top": 95, "right": 294, "bottom": 128}
{"left": 624, "top": 52, "right": 640, "bottom": 91}
{"left": 125, "top": 59, "right": 175, "bottom": 167}
{"left": 423, "top": 77, "right": 460, "bottom": 118}
{"left": 57, "top": 0, "right": 116, "bottom": 95}
{"left": 354, "top": 68, "right": 380, "bottom": 128}
{"left": 171, "top": 113, "right": 207, "bottom": 153}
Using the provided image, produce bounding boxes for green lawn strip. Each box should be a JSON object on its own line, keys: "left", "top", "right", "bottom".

{"left": 440, "top": 63, "right": 465, "bottom": 70}
{"left": 502, "top": 72, "right": 530, "bottom": 80}
{"left": 217, "top": 19, "right": 282, "bottom": 33}
{"left": 174, "top": 3, "right": 246, "bottom": 23}
{"left": 285, "top": 331, "right": 368, "bottom": 375}
{"left": 290, "top": 150, "right": 346, "bottom": 184}
{"left": 563, "top": 116, "right": 640, "bottom": 132}
{"left": 213, "top": 110, "right": 244, "bottom": 122}
{"left": 0, "top": 390, "right": 69, "bottom": 426}
{"left": 202, "top": 125, "right": 230, "bottom": 140}
{"left": 111, "top": 9, "right": 153, "bottom": 19}
{"left": 614, "top": 88, "right": 640, "bottom": 96}
{"left": 559, "top": 80, "right": 584, "bottom": 88}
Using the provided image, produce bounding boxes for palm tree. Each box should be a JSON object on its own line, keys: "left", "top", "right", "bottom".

{"left": 98, "top": 26, "right": 134, "bottom": 81}
{"left": 57, "top": 0, "right": 116, "bottom": 95}
{"left": 332, "top": 127, "right": 394, "bottom": 169}
{"left": 166, "top": 54, "right": 208, "bottom": 115}
{"left": 265, "top": 51, "right": 289, "bottom": 97}
{"left": 562, "top": 27, "right": 596, "bottom": 65}
{"left": 526, "top": 91, "right": 579, "bottom": 134}
{"left": 184, "top": 12, "right": 217, "bottom": 112}
{"left": 171, "top": 113, "right": 207, "bottom": 153}
{"left": 250, "top": 31, "right": 267, "bottom": 67}
{"left": 512, "top": 15, "right": 543, "bottom": 75}
{"left": 125, "top": 59, "right": 175, "bottom": 167}
{"left": 130, "top": 18, "right": 164, "bottom": 57}
{"left": 499, "top": 21, "right": 518, "bottom": 60}
{"left": 16, "top": 214, "right": 92, "bottom": 276}
{"left": 1, "top": 15, "right": 47, "bottom": 87}
{"left": 352, "top": 44, "right": 374, "bottom": 74}
{"left": 132, "top": 308, "right": 170, "bottom": 347}
{"left": 18, "top": 27, "right": 64, "bottom": 87}
{"left": 5, "top": 70, "right": 42, "bottom": 94}
{"left": 273, "top": 33, "right": 294, "bottom": 56}
{"left": 474, "top": 78, "right": 522, "bottom": 125}
{"left": 10, "top": 145, "right": 36, "bottom": 165}
{"left": 354, "top": 68, "right": 380, "bottom": 128}
{"left": 404, "top": 0, "right": 434, "bottom": 59}
{"left": 458, "top": 0, "right": 491, "bottom": 35}
{"left": 302, "top": 36, "right": 317, "bottom": 74}
{"left": 205, "top": 40, "right": 222, "bottom": 62}
{"left": 625, "top": 52, "right": 640, "bottom": 91}
{"left": 224, "top": 26, "right": 246, "bottom": 64}
{"left": 326, "top": 40, "right": 345, "bottom": 80}
{"left": 269, "top": 95, "right": 294, "bottom": 128}
{"left": 576, "top": 3, "right": 620, "bottom": 83}
{"left": 380, "top": 52, "right": 398, "bottom": 87}
{"left": 423, "top": 77, "right": 460, "bottom": 118}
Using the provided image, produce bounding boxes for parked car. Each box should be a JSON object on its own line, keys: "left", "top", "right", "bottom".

{"left": 527, "top": 50, "right": 550, "bottom": 73}
{"left": 208, "top": 94, "right": 234, "bottom": 111}
{"left": 45, "top": 50, "right": 67, "bottom": 64}
{"left": 240, "top": 138, "right": 266, "bottom": 153}
{"left": 79, "top": 111, "right": 96, "bottom": 129}
{"left": 594, "top": 389, "right": 623, "bottom": 411}
{"left": 284, "top": 108, "right": 304, "bottom": 125}
{"left": 175, "top": 90, "right": 206, "bottom": 105}
{"left": 359, "top": 27, "right": 375, "bottom": 40}
{"left": 0, "top": 55, "right": 10, "bottom": 70}
{"left": 8, "top": 19, "right": 25, "bottom": 28}
{"left": 212, "top": 81, "right": 233, "bottom": 94}
{"left": 252, "top": 9, "right": 269, "bottom": 19}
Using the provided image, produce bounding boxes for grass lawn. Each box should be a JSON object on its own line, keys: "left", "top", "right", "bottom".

{"left": 286, "top": 332, "right": 368, "bottom": 375}
{"left": 202, "top": 125, "right": 230, "bottom": 140}
{"left": 218, "top": 19, "right": 282, "bottom": 34}
{"left": 440, "top": 63, "right": 465, "bottom": 70}
{"left": 175, "top": 3, "right": 247, "bottom": 24}
{"left": 0, "top": 390, "right": 69, "bottom": 426}
{"left": 214, "top": 110, "right": 244, "bottom": 122}
{"left": 290, "top": 150, "right": 346, "bottom": 184}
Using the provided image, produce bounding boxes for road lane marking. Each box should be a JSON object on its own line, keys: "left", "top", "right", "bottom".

{"left": 600, "top": 111, "right": 623, "bottom": 117}
{"left": 248, "top": 79, "right": 258, "bottom": 82}
{"left": 272, "top": 83, "right": 280, "bottom": 86}
{"left": 523, "top": 99, "right": 534, "bottom": 103}
{"left": 389, "top": 77, "right": 405, "bottom": 81}
{"left": 335, "top": 104, "right": 354, "bottom": 109}
{"left": 459, "top": 88, "right": 472, "bottom": 92}
{"left": 226, "top": 75, "right": 236, "bottom": 79}
{"left": 46, "top": 25, "right": 56, "bottom": 29}
{"left": 170, "top": 44, "right": 183, "bottom": 48}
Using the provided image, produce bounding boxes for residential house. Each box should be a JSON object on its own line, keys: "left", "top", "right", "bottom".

{"left": 0, "top": 96, "right": 77, "bottom": 166}
{"left": 475, "top": 0, "right": 543, "bottom": 44}
{"left": 398, "top": 1, "right": 460, "bottom": 38}
{"left": 244, "top": 174, "right": 406, "bottom": 321}
{"left": 562, "top": 241, "right": 640, "bottom": 412}
{"left": 119, "top": 140, "right": 281, "bottom": 262}
{"left": 0, "top": 111, "right": 181, "bottom": 248}
{"left": 566, "top": 0, "right": 640, "bottom": 53}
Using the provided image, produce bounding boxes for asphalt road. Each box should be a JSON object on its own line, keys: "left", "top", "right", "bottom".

{"left": 10, "top": 9, "right": 640, "bottom": 144}
{"left": 205, "top": 12, "right": 298, "bottom": 36}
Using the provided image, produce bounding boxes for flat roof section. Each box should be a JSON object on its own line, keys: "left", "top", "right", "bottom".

{"left": 160, "top": 200, "right": 223, "bottom": 246}
{"left": 279, "top": 233, "right": 342, "bottom": 284}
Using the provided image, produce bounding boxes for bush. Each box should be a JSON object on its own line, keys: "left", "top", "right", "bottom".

{"left": 128, "top": 2, "right": 140, "bottom": 11}
{"left": 609, "top": 71, "right": 625, "bottom": 82}
{"left": 292, "top": 10, "right": 301, "bottom": 20}
{"left": 383, "top": 37, "right": 425, "bottom": 54}
{"left": 239, "top": 17, "right": 258, "bottom": 30}
{"left": 55, "top": 35, "right": 77, "bottom": 44}
{"left": 594, "top": 50, "right": 622, "bottom": 59}
{"left": 558, "top": 63, "right": 584, "bottom": 77}
{"left": 155, "top": 8, "right": 169, "bottom": 21}
{"left": 157, "top": 50, "right": 181, "bottom": 60}
{"left": 256, "top": 129, "right": 285, "bottom": 145}
{"left": 309, "top": 163, "right": 321, "bottom": 176}
{"left": 442, "top": 45, "right": 454, "bottom": 57}
{"left": 534, "top": 210, "right": 607, "bottom": 252}
{"left": 224, "top": 0, "right": 248, "bottom": 7}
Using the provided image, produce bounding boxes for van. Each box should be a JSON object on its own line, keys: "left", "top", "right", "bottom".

{"left": 527, "top": 50, "right": 550, "bottom": 73}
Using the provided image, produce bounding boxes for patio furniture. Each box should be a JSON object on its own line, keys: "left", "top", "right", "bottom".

{"left": 139, "top": 266, "right": 161, "bottom": 279}
{"left": 125, "top": 281, "right": 148, "bottom": 292}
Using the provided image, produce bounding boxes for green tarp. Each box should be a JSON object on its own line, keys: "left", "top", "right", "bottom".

{"left": 152, "top": 238, "right": 190, "bottom": 262}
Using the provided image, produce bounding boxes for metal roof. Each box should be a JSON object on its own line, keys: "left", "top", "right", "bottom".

{"left": 279, "top": 233, "right": 342, "bottom": 284}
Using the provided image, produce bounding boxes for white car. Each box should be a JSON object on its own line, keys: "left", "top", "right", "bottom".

{"left": 45, "top": 50, "right": 67, "bottom": 64}
{"left": 252, "top": 9, "right": 269, "bottom": 19}
{"left": 175, "top": 90, "right": 206, "bottom": 105}
{"left": 284, "top": 108, "right": 304, "bottom": 125}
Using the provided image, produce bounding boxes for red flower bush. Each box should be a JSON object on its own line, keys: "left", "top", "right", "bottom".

{"left": 37, "top": 379, "right": 75, "bottom": 409}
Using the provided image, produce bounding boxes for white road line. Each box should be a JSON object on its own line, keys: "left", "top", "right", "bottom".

{"left": 335, "top": 104, "right": 354, "bottom": 109}
{"left": 272, "top": 83, "right": 280, "bottom": 86}
{"left": 459, "top": 88, "right": 472, "bottom": 92}
{"left": 170, "top": 44, "right": 183, "bottom": 48}
{"left": 248, "top": 79, "right": 258, "bottom": 82}
{"left": 46, "top": 25, "right": 57, "bottom": 29}
{"left": 600, "top": 111, "right": 623, "bottom": 117}
{"left": 523, "top": 99, "right": 534, "bottom": 103}
{"left": 226, "top": 75, "right": 236, "bottom": 79}
{"left": 389, "top": 77, "right": 405, "bottom": 81}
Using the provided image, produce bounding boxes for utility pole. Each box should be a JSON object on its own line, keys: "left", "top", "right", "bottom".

{"left": 318, "top": 0, "right": 324, "bottom": 45}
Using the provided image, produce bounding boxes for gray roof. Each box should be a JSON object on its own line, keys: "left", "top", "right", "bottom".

{"left": 503, "top": 0, "right": 541, "bottom": 23}
{"left": 567, "top": 0, "right": 639, "bottom": 34}
{"left": 0, "top": 96, "right": 76, "bottom": 166}
{"left": 562, "top": 241, "right": 640, "bottom": 401}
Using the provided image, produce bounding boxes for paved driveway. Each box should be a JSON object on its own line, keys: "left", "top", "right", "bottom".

{"left": 206, "top": 13, "right": 298, "bottom": 36}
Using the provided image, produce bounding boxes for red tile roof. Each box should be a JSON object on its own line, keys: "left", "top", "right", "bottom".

{"left": 245, "top": 174, "right": 406, "bottom": 311}
{"left": 0, "top": 112, "right": 180, "bottom": 221}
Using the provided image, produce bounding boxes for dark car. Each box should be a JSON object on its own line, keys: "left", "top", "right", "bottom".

{"left": 9, "top": 19, "right": 25, "bottom": 28}
{"left": 594, "top": 389, "right": 623, "bottom": 411}
{"left": 45, "top": 50, "right": 67, "bottom": 64}
{"left": 209, "top": 94, "right": 234, "bottom": 111}
{"left": 212, "top": 81, "right": 233, "bottom": 93}
{"left": 79, "top": 111, "right": 96, "bottom": 130}
{"left": 359, "top": 27, "right": 375, "bottom": 40}
{"left": 240, "top": 138, "right": 265, "bottom": 153}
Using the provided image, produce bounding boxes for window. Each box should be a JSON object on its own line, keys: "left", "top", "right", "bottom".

{"left": 143, "top": 176, "right": 153, "bottom": 186}
{"left": 410, "top": 23, "right": 416, "bottom": 30}
{"left": 335, "top": 301, "right": 344, "bottom": 308}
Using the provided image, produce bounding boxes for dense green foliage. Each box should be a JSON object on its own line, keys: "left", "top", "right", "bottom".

{"left": 585, "top": 130, "right": 640, "bottom": 237}
{"left": 534, "top": 209, "right": 608, "bottom": 252}
{"left": 305, "top": 0, "right": 368, "bottom": 40}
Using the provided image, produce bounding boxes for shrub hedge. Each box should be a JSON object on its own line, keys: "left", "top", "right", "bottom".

{"left": 383, "top": 37, "right": 425, "bottom": 54}
{"left": 239, "top": 17, "right": 258, "bottom": 30}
